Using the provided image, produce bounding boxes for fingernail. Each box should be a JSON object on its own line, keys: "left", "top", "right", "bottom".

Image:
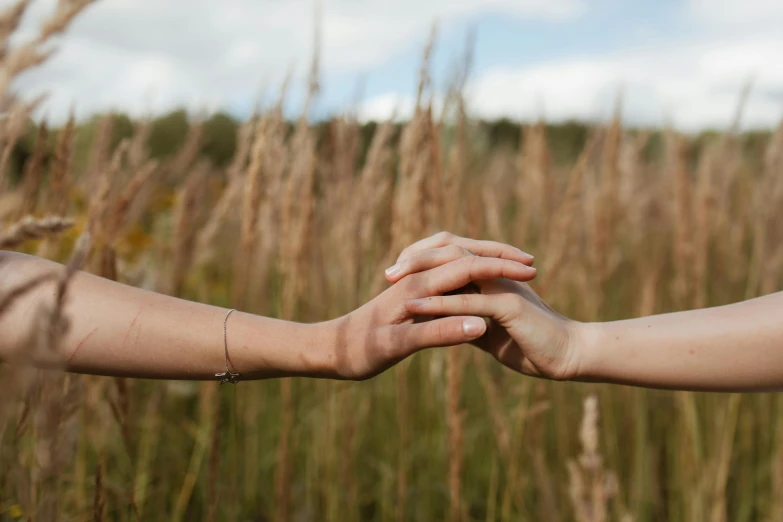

{"left": 462, "top": 317, "right": 486, "bottom": 337}
{"left": 519, "top": 249, "right": 534, "bottom": 261}
{"left": 385, "top": 263, "right": 402, "bottom": 278}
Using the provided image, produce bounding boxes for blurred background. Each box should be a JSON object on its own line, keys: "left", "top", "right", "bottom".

{"left": 1, "top": 0, "right": 782, "bottom": 521}
{"left": 10, "top": 0, "right": 783, "bottom": 129}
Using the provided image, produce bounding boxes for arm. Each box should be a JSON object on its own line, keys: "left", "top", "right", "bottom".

{"left": 0, "top": 251, "right": 334, "bottom": 380}
{"left": 392, "top": 232, "right": 783, "bottom": 392}
{"left": 579, "top": 292, "right": 783, "bottom": 391}
{"left": 0, "top": 245, "right": 535, "bottom": 381}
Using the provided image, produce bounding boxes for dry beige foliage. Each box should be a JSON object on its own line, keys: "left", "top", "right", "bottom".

{"left": 0, "top": 215, "right": 73, "bottom": 249}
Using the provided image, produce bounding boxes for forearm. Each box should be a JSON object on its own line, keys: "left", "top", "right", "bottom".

{"left": 578, "top": 292, "right": 783, "bottom": 391}
{"left": 0, "top": 252, "right": 334, "bottom": 380}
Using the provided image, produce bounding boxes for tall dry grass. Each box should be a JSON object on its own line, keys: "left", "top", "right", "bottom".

{"left": 2, "top": 2, "right": 783, "bottom": 521}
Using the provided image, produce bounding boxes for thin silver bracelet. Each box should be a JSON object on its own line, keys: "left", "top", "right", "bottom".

{"left": 215, "top": 309, "right": 240, "bottom": 384}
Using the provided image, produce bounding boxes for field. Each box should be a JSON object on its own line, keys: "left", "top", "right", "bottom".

{"left": 2, "top": 2, "right": 783, "bottom": 521}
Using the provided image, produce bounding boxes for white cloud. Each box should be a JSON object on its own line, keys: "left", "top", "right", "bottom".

{"left": 686, "top": 0, "right": 783, "bottom": 31}
{"left": 356, "top": 93, "right": 411, "bottom": 122}
{"left": 4, "top": 0, "right": 583, "bottom": 121}
{"left": 361, "top": 37, "right": 783, "bottom": 131}
{"left": 6, "top": 0, "right": 783, "bottom": 130}
{"left": 356, "top": 0, "right": 783, "bottom": 130}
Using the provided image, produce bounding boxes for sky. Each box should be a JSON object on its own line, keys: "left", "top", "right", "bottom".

{"left": 5, "top": 0, "right": 783, "bottom": 130}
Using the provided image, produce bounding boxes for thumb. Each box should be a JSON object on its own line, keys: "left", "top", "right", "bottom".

{"left": 395, "top": 316, "right": 487, "bottom": 357}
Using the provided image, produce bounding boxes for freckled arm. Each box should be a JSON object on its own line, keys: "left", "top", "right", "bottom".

{"left": 0, "top": 251, "right": 334, "bottom": 380}
{"left": 578, "top": 291, "right": 783, "bottom": 391}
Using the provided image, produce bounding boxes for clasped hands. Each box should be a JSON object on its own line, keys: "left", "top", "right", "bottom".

{"left": 322, "top": 232, "right": 583, "bottom": 382}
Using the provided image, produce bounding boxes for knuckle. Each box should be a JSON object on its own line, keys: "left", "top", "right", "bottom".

{"left": 455, "top": 254, "right": 470, "bottom": 268}
{"left": 508, "top": 293, "right": 527, "bottom": 312}
{"left": 400, "top": 275, "right": 419, "bottom": 296}
{"left": 492, "top": 244, "right": 507, "bottom": 258}
{"left": 435, "top": 231, "right": 454, "bottom": 243}
{"left": 447, "top": 244, "right": 465, "bottom": 258}
{"left": 434, "top": 320, "right": 447, "bottom": 343}
{"left": 398, "top": 273, "right": 431, "bottom": 297}
{"left": 459, "top": 293, "right": 472, "bottom": 309}
{"left": 499, "top": 259, "right": 511, "bottom": 276}
{"left": 453, "top": 256, "right": 478, "bottom": 287}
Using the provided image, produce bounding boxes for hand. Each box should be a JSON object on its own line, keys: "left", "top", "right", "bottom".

{"left": 325, "top": 242, "right": 537, "bottom": 380}
{"left": 387, "top": 232, "right": 580, "bottom": 381}
{"left": 386, "top": 231, "right": 535, "bottom": 277}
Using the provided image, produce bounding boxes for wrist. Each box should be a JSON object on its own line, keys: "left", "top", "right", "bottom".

{"left": 568, "top": 321, "right": 607, "bottom": 382}
{"left": 306, "top": 318, "right": 343, "bottom": 379}
{"left": 235, "top": 314, "right": 341, "bottom": 379}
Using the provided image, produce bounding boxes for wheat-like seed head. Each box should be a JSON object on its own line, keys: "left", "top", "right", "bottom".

{"left": 47, "top": 113, "right": 75, "bottom": 216}
{"left": 170, "top": 163, "right": 208, "bottom": 296}
{"left": 19, "top": 121, "right": 48, "bottom": 217}
{"left": 0, "top": 215, "right": 74, "bottom": 249}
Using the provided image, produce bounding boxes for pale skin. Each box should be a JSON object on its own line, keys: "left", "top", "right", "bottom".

{"left": 0, "top": 239, "right": 536, "bottom": 381}
{"left": 389, "top": 232, "right": 783, "bottom": 392}
{"left": 6, "top": 231, "right": 782, "bottom": 390}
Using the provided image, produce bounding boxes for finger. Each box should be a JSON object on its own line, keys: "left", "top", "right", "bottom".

{"left": 409, "top": 256, "right": 536, "bottom": 297}
{"left": 391, "top": 316, "right": 487, "bottom": 357}
{"left": 397, "top": 231, "right": 534, "bottom": 266}
{"left": 405, "top": 293, "right": 509, "bottom": 319}
{"left": 407, "top": 295, "right": 524, "bottom": 363}
{"left": 385, "top": 244, "right": 474, "bottom": 283}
